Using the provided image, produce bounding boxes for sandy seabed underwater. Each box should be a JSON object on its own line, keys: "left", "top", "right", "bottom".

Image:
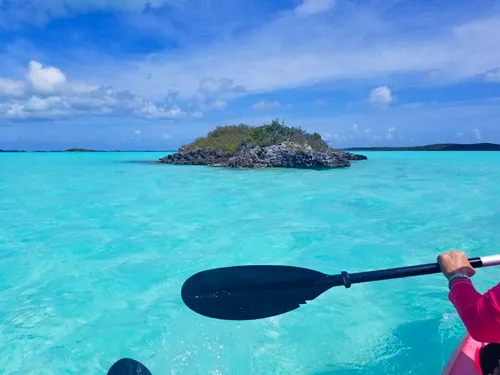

{"left": 1, "top": 151, "right": 500, "bottom": 375}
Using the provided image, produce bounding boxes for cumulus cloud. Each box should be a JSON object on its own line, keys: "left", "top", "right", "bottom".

{"left": 320, "top": 132, "right": 343, "bottom": 143}
{"left": 190, "top": 78, "right": 239, "bottom": 114}
{"left": 0, "top": 78, "right": 25, "bottom": 97}
{"left": 24, "top": 96, "right": 67, "bottom": 111}
{"left": 484, "top": 69, "right": 500, "bottom": 82}
{"left": 321, "top": 132, "right": 333, "bottom": 141}
{"left": 198, "top": 78, "right": 245, "bottom": 98}
{"left": 0, "top": 0, "right": 171, "bottom": 27}
{"left": 0, "top": 61, "right": 186, "bottom": 121}
{"left": 199, "top": 99, "right": 227, "bottom": 111}
{"left": 27, "top": 61, "right": 66, "bottom": 93}
{"left": 190, "top": 110, "right": 204, "bottom": 119}
{"left": 138, "top": 103, "right": 185, "bottom": 119}
{"left": 210, "top": 100, "right": 227, "bottom": 110}
{"left": 313, "top": 99, "right": 328, "bottom": 107}
{"left": 295, "top": 0, "right": 335, "bottom": 16}
{"left": 474, "top": 128, "right": 482, "bottom": 141}
{"left": 368, "top": 86, "right": 393, "bottom": 107}
{"left": 70, "top": 82, "right": 101, "bottom": 95}
{"left": 2, "top": 0, "right": 500, "bottom": 131}
{"left": 385, "top": 126, "right": 397, "bottom": 140}
{"left": 252, "top": 100, "right": 281, "bottom": 111}
{"left": 1, "top": 101, "right": 71, "bottom": 120}
{"left": 97, "top": 6, "right": 500, "bottom": 103}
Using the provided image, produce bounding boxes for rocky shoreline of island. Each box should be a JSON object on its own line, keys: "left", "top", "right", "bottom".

{"left": 156, "top": 121, "right": 367, "bottom": 169}
{"left": 158, "top": 143, "right": 367, "bottom": 169}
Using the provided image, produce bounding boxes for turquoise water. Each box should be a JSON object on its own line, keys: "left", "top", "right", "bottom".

{"left": 1, "top": 151, "right": 500, "bottom": 375}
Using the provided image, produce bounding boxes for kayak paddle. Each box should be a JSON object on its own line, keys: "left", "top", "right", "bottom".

{"left": 181, "top": 255, "right": 500, "bottom": 321}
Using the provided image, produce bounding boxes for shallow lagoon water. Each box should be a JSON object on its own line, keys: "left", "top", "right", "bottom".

{"left": 1, "top": 151, "right": 499, "bottom": 374}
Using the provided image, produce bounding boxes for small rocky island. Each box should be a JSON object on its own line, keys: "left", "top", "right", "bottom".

{"left": 158, "top": 120, "right": 367, "bottom": 169}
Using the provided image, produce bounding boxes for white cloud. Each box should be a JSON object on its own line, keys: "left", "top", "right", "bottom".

{"left": 0, "top": 61, "right": 186, "bottom": 121}
{"left": 474, "top": 128, "right": 482, "bottom": 141}
{"left": 313, "top": 99, "right": 328, "bottom": 107}
{"left": 161, "top": 132, "right": 171, "bottom": 140}
{"left": 228, "top": 97, "right": 500, "bottom": 147}
{"left": 368, "top": 86, "right": 393, "bottom": 107}
{"left": 321, "top": 132, "right": 333, "bottom": 141}
{"left": 210, "top": 100, "right": 227, "bottom": 110}
{"left": 0, "top": 0, "right": 171, "bottom": 27}
{"left": 4, "top": 103, "right": 26, "bottom": 118}
{"left": 295, "top": 0, "right": 335, "bottom": 16}
{"left": 134, "top": 129, "right": 141, "bottom": 135}
{"left": 364, "top": 128, "right": 371, "bottom": 134}
{"left": 98, "top": 10, "right": 500, "bottom": 103}
{"left": 70, "top": 82, "right": 101, "bottom": 95}
{"left": 457, "top": 131, "right": 464, "bottom": 137}
{"left": 2, "top": 1, "right": 500, "bottom": 131}
{"left": 3, "top": 101, "right": 71, "bottom": 119}
{"left": 484, "top": 68, "right": 500, "bottom": 82}
{"left": 1, "top": 94, "right": 71, "bottom": 119}
{"left": 27, "top": 60, "right": 66, "bottom": 93}
{"left": 252, "top": 100, "right": 281, "bottom": 111}
{"left": 320, "top": 132, "right": 343, "bottom": 142}
{"left": 199, "top": 99, "right": 227, "bottom": 111}
{"left": 24, "top": 96, "right": 67, "bottom": 111}
{"left": 197, "top": 78, "right": 245, "bottom": 98}
{"left": 0, "top": 78, "right": 25, "bottom": 97}
{"left": 138, "top": 103, "right": 185, "bottom": 119}
{"left": 385, "top": 126, "right": 397, "bottom": 140}
{"left": 351, "top": 124, "right": 358, "bottom": 132}
{"left": 191, "top": 110, "right": 204, "bottom": 119}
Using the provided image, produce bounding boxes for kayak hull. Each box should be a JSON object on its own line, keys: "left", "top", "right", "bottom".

{"left": 442, "top": 335, "right": 485, "bottom": 375}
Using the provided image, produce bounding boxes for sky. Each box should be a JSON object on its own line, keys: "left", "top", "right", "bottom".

{"left": 1, "top": 0, "right": 500, "bottom": 150}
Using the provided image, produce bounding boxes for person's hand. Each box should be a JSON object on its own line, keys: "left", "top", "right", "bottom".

{"left": 437, "top": 250, "right": 476, "bottom": 280}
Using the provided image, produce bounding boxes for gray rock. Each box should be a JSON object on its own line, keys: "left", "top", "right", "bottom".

{"left": 157, "top": 147, "right": 227, "bottom": 166}
{"left": 157, "top": 142, "right": 367, "bottom": 169}
{"left": 345, "top": 152, "right": 368, "bottom": 161}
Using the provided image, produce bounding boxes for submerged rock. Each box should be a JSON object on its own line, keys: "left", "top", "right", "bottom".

{"left": 345, "top": 152, "right": 368, "bottom": 161}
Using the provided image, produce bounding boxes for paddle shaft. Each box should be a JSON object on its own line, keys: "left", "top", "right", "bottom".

{"left": 325, "top": 255, "right": 500, "bottom": 288}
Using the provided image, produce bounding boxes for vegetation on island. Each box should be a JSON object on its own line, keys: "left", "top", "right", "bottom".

{"left": 185, "top": 119, "right": 331, "bottom": 154}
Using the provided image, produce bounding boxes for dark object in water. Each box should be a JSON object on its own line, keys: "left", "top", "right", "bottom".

{"left": 107, "top": 358, "right": 152, "bottom": 375}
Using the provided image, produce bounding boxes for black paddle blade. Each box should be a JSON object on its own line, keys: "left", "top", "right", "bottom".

{"left": 181, "top": 265, "right": 338, "bottom": 320}
{"left": 107, "top": 358, "right": 152, "bottom": 375}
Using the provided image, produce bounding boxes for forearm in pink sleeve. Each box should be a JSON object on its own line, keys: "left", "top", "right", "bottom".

{"left": 449, "top": 279, "right": 500, "bottom": 342}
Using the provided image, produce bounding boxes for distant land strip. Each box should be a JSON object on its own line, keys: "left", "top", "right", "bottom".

{"left": 0, "top": 149, "right": 175, "bottom": 153}
{"left": 2, "top": 143, "right": 500, "bottom": 152}
{"left": 343, "top": 143, "right": 500, "bottom": 151}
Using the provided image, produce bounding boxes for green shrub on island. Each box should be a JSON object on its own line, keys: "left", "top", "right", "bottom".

{"left": 185, "top": 119, "right": 331, "bottom": 154}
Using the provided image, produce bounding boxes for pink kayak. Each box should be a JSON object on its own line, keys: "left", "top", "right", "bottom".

{"left": 442, "top": 335, "right": 486, "bottom": 375}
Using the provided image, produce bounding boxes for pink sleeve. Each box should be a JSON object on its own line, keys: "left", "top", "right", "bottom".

{"left": 449, "top": 279, "right": 500, "bottom": 342}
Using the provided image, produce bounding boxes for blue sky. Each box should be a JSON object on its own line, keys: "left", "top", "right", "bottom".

{"left": 1, "top": 0, "right": 500, "bottom": 150}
